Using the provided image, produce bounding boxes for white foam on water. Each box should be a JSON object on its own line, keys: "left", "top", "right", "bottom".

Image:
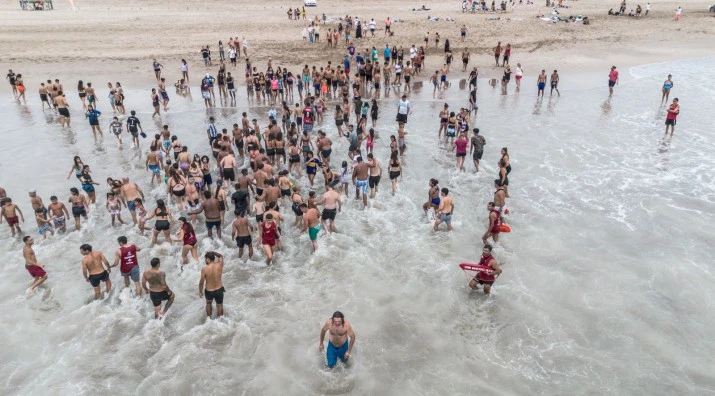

{"left": 1, "top": 57, "right": 714, "bottom": 395}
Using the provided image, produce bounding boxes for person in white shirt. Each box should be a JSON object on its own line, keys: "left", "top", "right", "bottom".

{"left": 396, "top": 95, "right": 411, "bottom": 124}
{"left": 645, "top": 2, "right": 651, "bottom": 15}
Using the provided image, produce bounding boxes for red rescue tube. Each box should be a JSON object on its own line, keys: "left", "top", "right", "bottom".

{"left": 499, "top": 224, "right": 511, "bottom": 233}
{"left": 459, "top": 263, "right": 496, "bottom": 274}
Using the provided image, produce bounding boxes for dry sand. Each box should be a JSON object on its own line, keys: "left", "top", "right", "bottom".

{"left": 0, "top": 0, "right": 713, "bottom": 90}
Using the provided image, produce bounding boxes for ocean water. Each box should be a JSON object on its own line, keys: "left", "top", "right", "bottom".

{"left": 0, "top": 57, "right": 714, "bottom": 395}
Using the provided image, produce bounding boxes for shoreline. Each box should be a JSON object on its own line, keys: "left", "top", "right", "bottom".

{"left": 2, "top": 0, "right": 713, "bottom": 92}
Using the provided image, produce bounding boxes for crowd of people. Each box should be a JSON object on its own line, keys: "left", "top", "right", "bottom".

{"left": 2, "top": 8, "right": 682, "bottom": 366}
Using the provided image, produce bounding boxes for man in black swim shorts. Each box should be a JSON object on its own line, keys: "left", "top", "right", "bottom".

{"left": 142, "top": 258, "right": 175, "bottom": 319}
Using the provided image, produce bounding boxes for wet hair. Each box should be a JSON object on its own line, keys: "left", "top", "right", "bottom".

{"left": 151, "top": 258, "right": 160, "bottom": 268}
{"left": 488, "top": 201, "right": 495, "bottom": 208}
{"left": 483, "top": 244, "right": 493, "bottom": 251}
{"left": 70, "top": 187, "right": 79, "bottom": 194}
{"left": 205, "top": 251, "right": 218, "bottom": 261}
{"left": 430, "top": 178, "right": 439, "bottom": 186}
{"left": 134, "top": 198, "right": 143, "bottom": 205}
{"left": 156, "top": 199, "right": 166, "bottom": 210}
{"left": 441, "top": 188, "right": 449, "bottom": 195}
{"left": 332, "top": 311, "right": 345, "bottom": 322}
{"left": 80, "top": 244, "right": 92, "bottom": 252}
{"left": 117, "top": 236, "right": 128, "bottom": 244}
{"left": 265, "top": 213, "right": 273, "bottom": 219}
{"left": 23, "top": 235, "right": 32, "bottom": 243}
{"left": 502, "top": 147, "right": 508, "bottom": 154}
{"left": 495, "top": 179, "right": 503, "bottom": 186}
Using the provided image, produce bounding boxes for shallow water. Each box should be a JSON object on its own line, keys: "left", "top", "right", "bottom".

{"left": 1, "top": 57, "right": 714, "bottom": 395}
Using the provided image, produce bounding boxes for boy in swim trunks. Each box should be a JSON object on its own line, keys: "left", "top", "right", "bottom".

{"left": 22, "top": 236, "right": 48, "bottom": 294}
{"left": 35, "top": 208, "right": 54, "bottom": 240}
{"left": 1, "top": 198, "right": 25, "bottom": 236}
{"left": 351, "top": 156, "right": 370, "bottom": 208}
{"left": 80, "top": 244, "right": 112, "bottom": 299}
{"left": 300, "top": 203, "right": 322, "bottom": 252}
{"left": 433, "top": 188, "right": 454, "bottom": 232}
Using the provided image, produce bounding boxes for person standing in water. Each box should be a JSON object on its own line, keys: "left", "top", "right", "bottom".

{"left": 664, "top": 98, "right": 679, "bottom": 136}
{"left": 80, "top": 244, "right": 112, "bottom": 299}
{"left": 661, "top": 74, "right": 674, "bottom": 104}
{"left": 142, "top": 258, "right": 175, "bottom": 319}
{"left": 550, "top": 70, "right": 560, "bottom": 97}
{"left": 112, "top": 236, "right": 142, "bottom": 296}
{"left": 482, "top": 202, "right": 501, "bottom": 245}
{"left": 468, "top": 244, "right": 502, "bottom": 294}
{"left": 319, "top": 311, "right": 356, "bottom": 369}
{"left": 199, "top": 251, "right": 225, "bottom": 319}
{"left": 22, "top": 236, "right": 48, "bottom": 294}
{"left": 537, "top": 70, "right": 546, "bottom": 98}
{"left": 608, "top": 66, "right": 619, "bottom": 96}
{"left": 433, "top": 188, "right": 454, "bottom": 232}
{"left": 1, "top": 197, "right": 25, "bottom": 237}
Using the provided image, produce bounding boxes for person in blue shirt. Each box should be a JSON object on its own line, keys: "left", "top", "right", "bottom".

{"left": 343, "top": 56, "right": 350, "bottom": 74}
{"left": 384, "top": 45, "right": 392, "bottom": 63}
{"left": 85, "top": 105, "right": 103, "bottom": 137}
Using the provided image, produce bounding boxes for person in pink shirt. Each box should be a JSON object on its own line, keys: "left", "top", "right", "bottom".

{"left": 452, "top": 131, "right": 469, "bottom": 171}
{"left": 608, "top": 66, "right": 619, "bottom": 96}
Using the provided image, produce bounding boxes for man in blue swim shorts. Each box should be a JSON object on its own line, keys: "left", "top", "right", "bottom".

{"left": 300, "top": 203, "right": 322, "bottom": 252}
{"left": 352, "top": 156, "right": 370, "bottom": 208}
{"left": 319, "top": 311, "right": 356, "bottom": 369}
{"left": 537, "top": 69, "right": 547, "bottom": 98}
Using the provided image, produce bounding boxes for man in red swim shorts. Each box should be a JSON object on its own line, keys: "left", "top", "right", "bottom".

{"left": 22, "top": 236, "right": 48, "bottom": 294}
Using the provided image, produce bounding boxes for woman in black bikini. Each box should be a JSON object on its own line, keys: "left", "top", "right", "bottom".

{"left": 167, "top": 170, "right": 187, "bottom": 210}
{"left": 78, "top": 80, "right": 87, "bottom": 110}
{"left": 388, "top": 151, "right": 403, "bottom": 195}
{"left": 146, "top": 199, "right": 174, "bottom": 246}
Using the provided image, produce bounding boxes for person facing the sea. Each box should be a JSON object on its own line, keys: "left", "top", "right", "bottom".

{"left": 433, "top": 188, "right": 454, "bottom": 232}
{"left": 199, "top": 251, "right": 225, "bottom": 318}
{"left": 142, "top": 258, "right": 174, "bottom": 319}
{"left": 22, "top": 236, "right": 48, "bottom": 294}
{"left": 319, "top": 311, "right": 356, "bottom": 368}
{"left": 608, "top": 66, "right": 619, "bottom": 96}
{"left": 112, "top": 236, "right": 142, "bottom": 296}
{"left": 80, "top": 244, "right": 112, "bottom": 299}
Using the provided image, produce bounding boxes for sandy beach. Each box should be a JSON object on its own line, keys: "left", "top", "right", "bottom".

{"left": 1, "top": 0, "right": 713, "bottom": 89}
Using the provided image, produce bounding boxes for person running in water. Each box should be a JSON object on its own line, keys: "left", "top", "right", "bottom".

{"left": 22, "top": 236, "right": 49, "bottom": 294}
{"left": 319, "top": 311, "right": 357, "bottom": 369}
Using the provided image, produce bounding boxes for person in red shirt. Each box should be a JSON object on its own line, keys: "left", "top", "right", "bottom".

{"left": 261, "top": 213, "right": 281, "bottom": 265}
{"left": 113, "top": 236, "right": 142, "bottom": 296}
{"left": 608, "top": 66, "right": 619, "bottom": 96}
{"left": 665, "top": 98, "right": 680, "bottom": 136}
{"left": 173, "top": 217, "right": 198, "bottom": 265}
{"left": 482, "top": 202, "right": 501, "bottom": 245}
{"left": 468, "top": 245, "right": 502, "bottom": 294}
